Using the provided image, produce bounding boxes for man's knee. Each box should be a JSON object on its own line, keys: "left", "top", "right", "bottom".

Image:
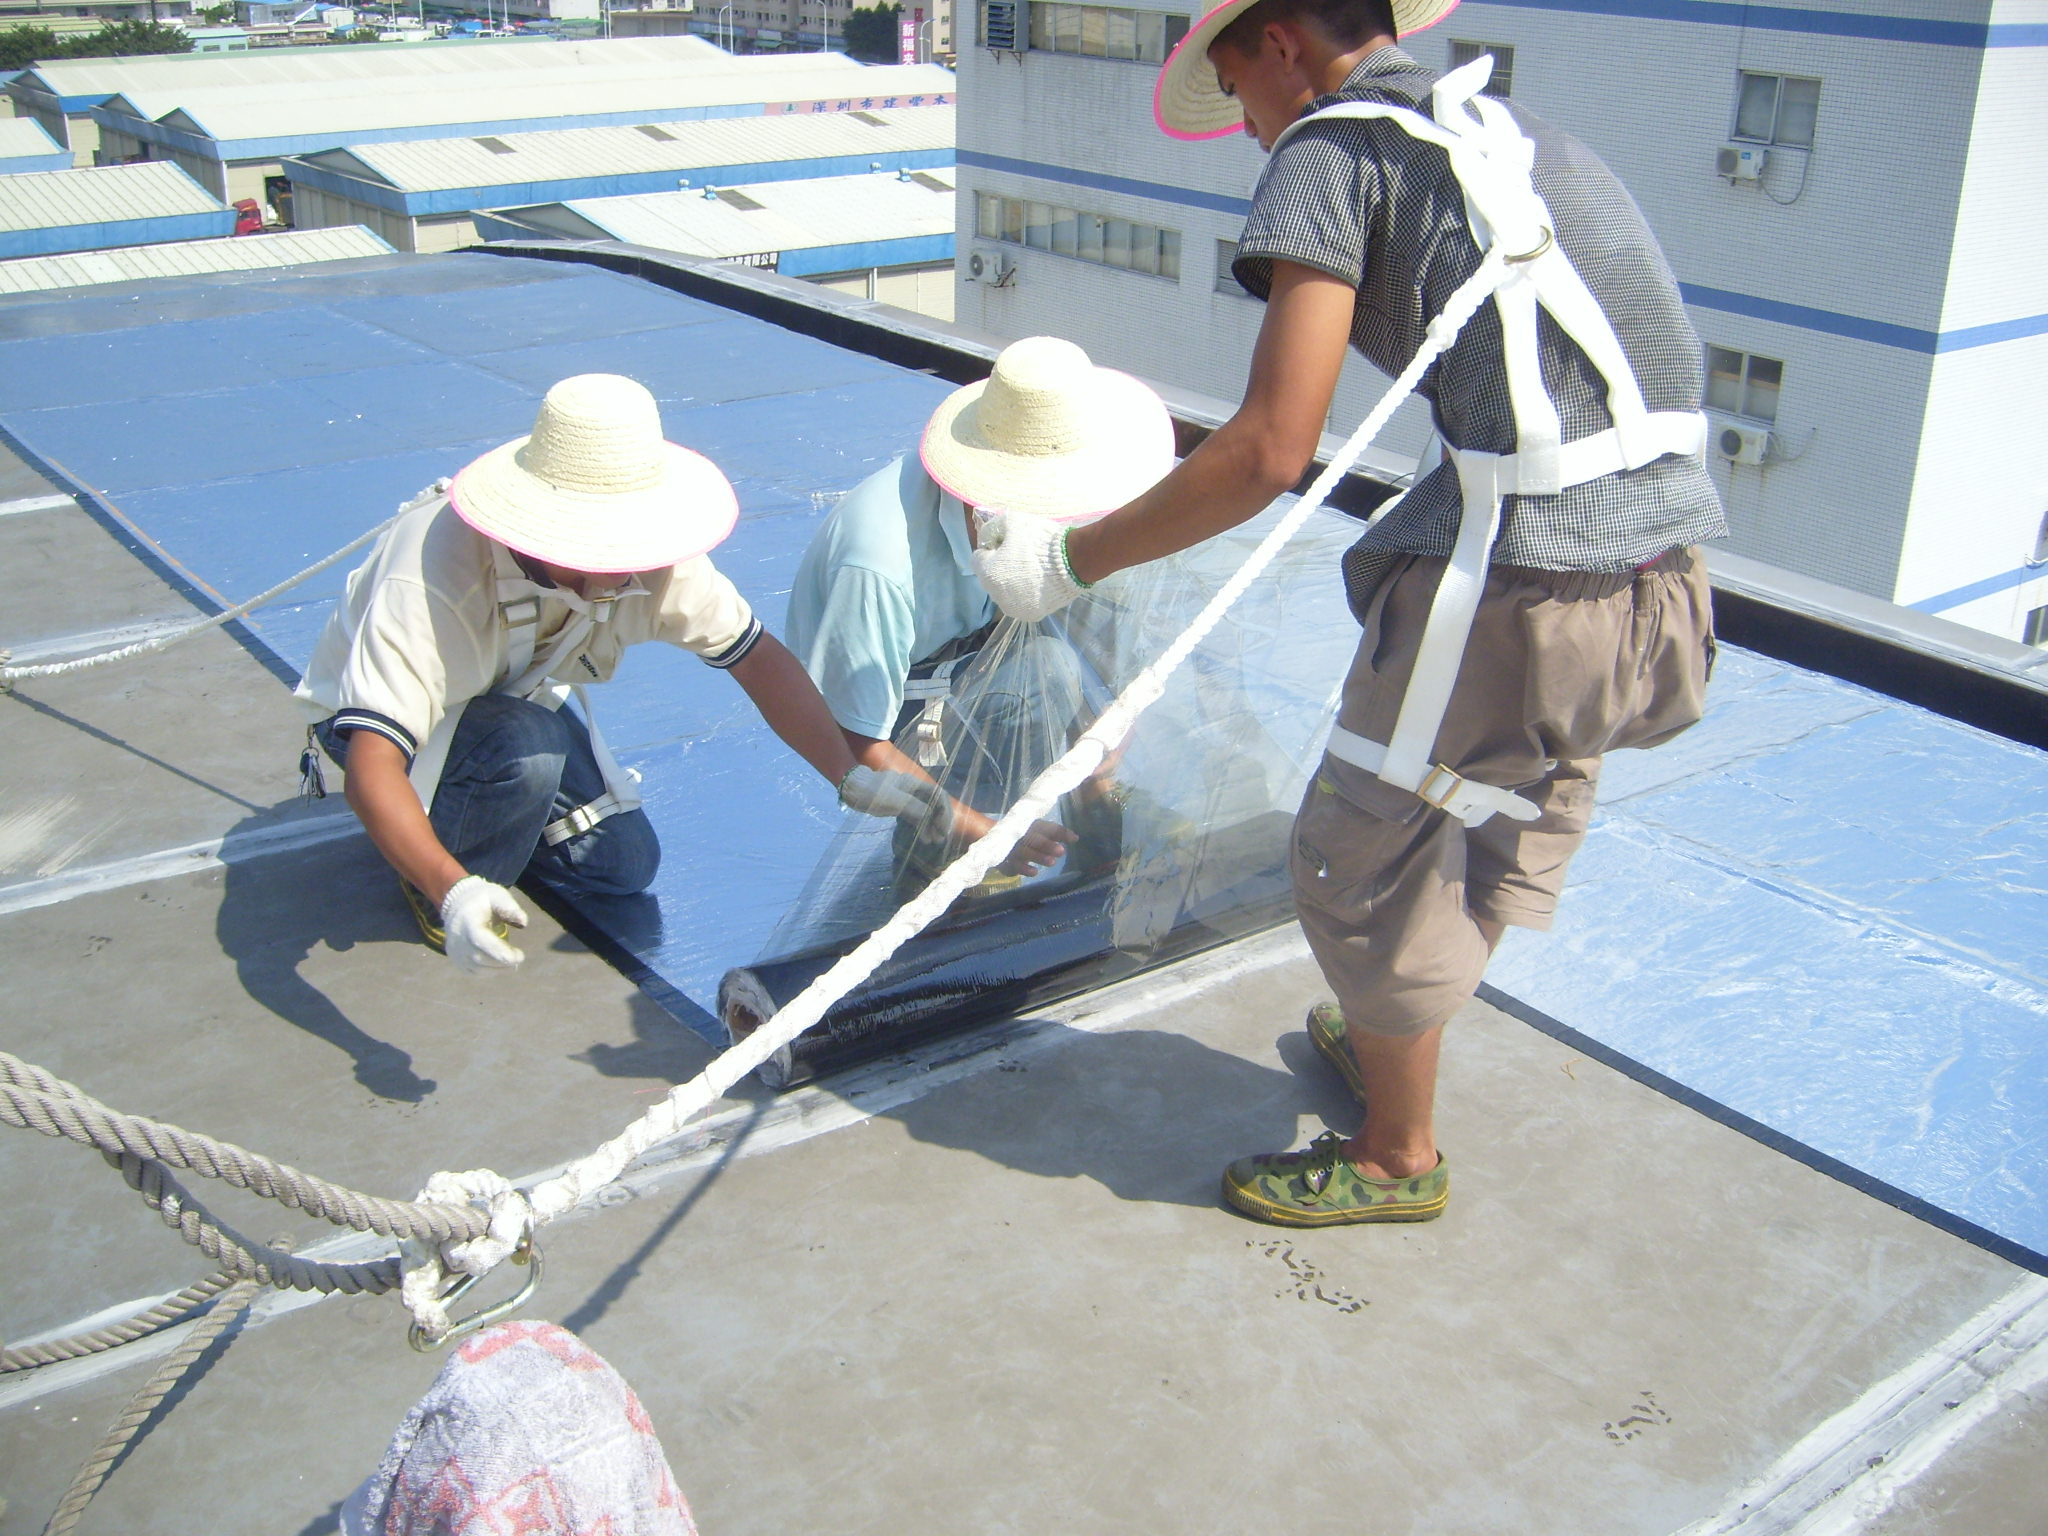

{"left": 555, "top": 810, "right": 662, "bottom": 896}
{"left": 448, "top": 696, "right": 575, "bottom": 792}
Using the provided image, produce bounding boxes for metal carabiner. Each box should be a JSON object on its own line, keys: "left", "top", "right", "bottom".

{"left": 407, "top": 1234, "right": 543, "bottom": 1353}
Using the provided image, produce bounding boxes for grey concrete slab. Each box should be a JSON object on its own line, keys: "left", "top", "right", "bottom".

{"left": 3, "top": 935, "right": 2040, "bottom": 1536}
{"left": 1867, "top": 1377, "right": 2048, "bottom": 1536}
{"left": 0, "top": 504, "right": 196, "bottom": 655}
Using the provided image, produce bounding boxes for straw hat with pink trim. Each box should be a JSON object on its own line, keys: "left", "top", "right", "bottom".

{"left": 1154, "top": 0, "right": 1462, "bottom": 141}
{"left": 920, "top": 336, "right": 1176, "bottom": 525}
{"left": 450, "top": 373, "right": 738, "bottom": 573}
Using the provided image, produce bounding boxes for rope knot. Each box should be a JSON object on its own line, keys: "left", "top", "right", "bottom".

{"left": 398, "top": 1168, "right": 532, "bottom": 1346}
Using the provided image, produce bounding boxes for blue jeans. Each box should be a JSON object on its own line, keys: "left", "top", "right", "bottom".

{"left": 427, "top": 694, "right": 660, "bottom": 896}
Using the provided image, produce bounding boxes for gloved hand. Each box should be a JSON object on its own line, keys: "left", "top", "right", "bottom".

{"left": 971, "top": 513, "right": 1090, "bottom": 621}
{"left": 440, "top": 875, "right": 528, "bottom": 975}
{"left": 838, "top": 765, "right": 954, "bottom": 836}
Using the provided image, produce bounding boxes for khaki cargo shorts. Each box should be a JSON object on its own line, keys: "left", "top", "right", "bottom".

{"left": 1291, "top": 549, "right": 1715, "bottom": 1037}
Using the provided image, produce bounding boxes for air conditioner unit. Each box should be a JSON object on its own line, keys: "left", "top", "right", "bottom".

{"left": 983, "top": 0, "right": 1027, "bottom": 51}
{"left": 1715, "top": 421, "right": 1773, "bottom": 465}
{"left": 964, "top": 246, "right": 1016, "bottom": 286}
{"left": 1716, "top": 143, "right": 1768, "bottom": 181}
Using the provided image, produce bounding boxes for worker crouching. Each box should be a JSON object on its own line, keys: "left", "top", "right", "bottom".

{"left": 295, "top": 373, "right": 939, "bottom": 973}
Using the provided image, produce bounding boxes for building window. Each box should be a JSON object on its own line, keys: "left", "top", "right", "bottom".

{"left": 1733, "top": 72, "right": 1820, "bottom": 148}
{"left": 1705, "top": 345, "right": 1782, "bottom": 424}
{"left": 2026, "top": 605, "right": 2048, "bottom": 647}
{"left": 1020, "top": 4, "right": 1189, "bottom": 62}
{"left": 1214, "top": 238, "right": 1245, "bottom": 294}
{"left": 1447, "top": 39, "right": 1512, "bottom": 97}
{"left": 978, "top": 192, "right": 1181, "bottom": 280}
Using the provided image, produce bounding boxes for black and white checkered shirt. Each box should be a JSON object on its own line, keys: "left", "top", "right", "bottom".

{"left": 1234, "top": 48, "right": 1728, "bottom": 573}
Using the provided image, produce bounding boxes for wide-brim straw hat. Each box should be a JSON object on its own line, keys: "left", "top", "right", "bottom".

{"left": 1154, "top": 0, "right": 1461, "bottom": 141}
{"left": 919, "top": 336, "right": 1176, "bottom": 524}
{"left": 450, "top": 373, "right": 738, "bottom": 572}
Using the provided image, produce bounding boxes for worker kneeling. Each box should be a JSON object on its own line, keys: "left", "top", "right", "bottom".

{"left": 296, "top": 373, "right": 937, "bottom": 973}
{"left": 784, "top": 336, "right": 1177, "bottom": 896}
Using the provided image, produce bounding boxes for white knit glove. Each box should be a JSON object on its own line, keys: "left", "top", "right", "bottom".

{"left": 971, "top": 513, "right": 1089, "bottom": 622}
{"left": 838, "top": 765, "right": 954, "bottom": 836}
{"left": 440, "top": 875, "right": 528, "bottom": 975}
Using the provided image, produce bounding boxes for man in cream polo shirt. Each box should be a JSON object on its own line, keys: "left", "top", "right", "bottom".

{"left": 298, "top": 373, "right": 948, "bottom": 974}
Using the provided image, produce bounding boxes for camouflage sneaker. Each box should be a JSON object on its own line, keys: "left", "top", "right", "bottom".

{"left": 1221, "top": 1132, "right": 1448, "bottom": 1227}
{"left": 1307, "top": 1003, "right": 1368, "bottom": 1105}
{"left": 399, "top": 880, "right": 446, "bottom": 954}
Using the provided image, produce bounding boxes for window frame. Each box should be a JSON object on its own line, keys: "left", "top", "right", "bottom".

{"left": 1023, "top": 4, "right": 1191, "bottom": 63}
{"left": 1446, "top": 38, "right": 1513, "bottom": 98}
{"left": 1705, "top": 344, "right": 1785, "bottom": 425}
{"left": 1731, "top": 70, "right": 1821, "bottom": 149}
{"left": 976, "top": 192, "right": 1183, "bottom": 283}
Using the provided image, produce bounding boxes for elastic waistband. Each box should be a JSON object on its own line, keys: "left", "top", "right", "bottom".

{"left": 1492, "top": 547, "right": 1697, "bottom": 601}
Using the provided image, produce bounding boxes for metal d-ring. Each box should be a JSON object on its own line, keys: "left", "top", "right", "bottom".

{"left": 407, "top": 1234, "right": 543, "bottom": 1353}
{"left": 1504, "top": 227, "right": 1554, "bottom": 263}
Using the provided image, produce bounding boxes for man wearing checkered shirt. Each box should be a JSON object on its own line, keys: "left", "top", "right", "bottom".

{"left": 973, "top": 0, "right": 1727, "bottom": 1226}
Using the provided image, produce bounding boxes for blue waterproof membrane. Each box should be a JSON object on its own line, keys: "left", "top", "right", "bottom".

{"left": 1, "top": 251, "right": 2042, "bottom": 1266}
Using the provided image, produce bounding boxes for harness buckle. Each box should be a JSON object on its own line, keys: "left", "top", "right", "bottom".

{"left": 498, "top": 596, "right": 541, "bottom": 628}
{"left": 1416, "top": 763, "right": 1467, "bottom": 812}
{"left": 408, "top": 1233, "right": 543, "bottom": 1352}
{"left": 1503, "top": 227, "right": 1553, "bottom": 264}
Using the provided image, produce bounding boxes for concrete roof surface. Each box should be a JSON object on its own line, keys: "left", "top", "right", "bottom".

{"left": 304, "top": 103, "right": 954, "bottom": 194}
{"left": 0, "top": 224, "right": 394, "bottom": 293}
{"left": 0, "top": 249, "right": 2043, "bottom": 1536}
{"left": 0, "top": 158, "right": 222, "bottom": 233}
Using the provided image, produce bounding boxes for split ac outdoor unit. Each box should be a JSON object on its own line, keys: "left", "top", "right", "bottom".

{"left": 1716, "top": 422, "right": 1773, "bottom": 465}
{"left": 1717, "top": 143, "right": 1768, "bottom": 181}
{"left": 965, "top": 247, "right": 1016, "bottom": 286}
{"left": 983, "top": 0, "right": 1028, "bottom": 51}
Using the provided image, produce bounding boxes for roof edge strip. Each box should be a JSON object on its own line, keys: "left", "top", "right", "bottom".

{"left": 472, "top": 240, "right": 2048, "bottom": 754}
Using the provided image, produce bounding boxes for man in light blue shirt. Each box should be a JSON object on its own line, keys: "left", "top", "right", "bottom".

{"left": 785, "top": 336, "right": 1178, "bottom": 884}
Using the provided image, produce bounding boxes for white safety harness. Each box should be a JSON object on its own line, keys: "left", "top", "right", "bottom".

{"left": 406, "top": 508, "right": 644, "bottom": 847}
{"left": 1271, "top": 57, "right": 1707, "bottom": 827}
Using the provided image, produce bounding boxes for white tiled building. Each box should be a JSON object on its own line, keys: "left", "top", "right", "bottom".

{"left": 952, "top": 0, "right": 2048, "bottom": 644}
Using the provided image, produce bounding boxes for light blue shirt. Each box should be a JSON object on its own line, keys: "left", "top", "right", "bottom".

{"left": 785, "top": 454, "right": 994, "bottom": 739}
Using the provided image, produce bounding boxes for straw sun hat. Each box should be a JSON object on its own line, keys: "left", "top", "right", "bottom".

{"left": 1154, "top": 0, "right": 1462, "bottom": 141}
{"left": 919, "top": 337, "right": 1176, "bottom": 524}
{"left": 450, "top": 373, "right": 738, "bottom": 573}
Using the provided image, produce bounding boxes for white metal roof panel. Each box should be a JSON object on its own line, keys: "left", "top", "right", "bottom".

{"left": 325, "top": 104, "right": 953, "bottom": 193}
{"left": 0, "top": 161, "right": 224, "bottom": 234}
{"left": 547, "top": 166, "right": 956, "bottom": 260}
{"left": 103, "top": 62, "right": 957, "bottom": 146}
{"left": 0, "top": 224, "right": 394, "bottom": 293}
{"left": 0, "top": 118, "right": 64, "bottom": 158}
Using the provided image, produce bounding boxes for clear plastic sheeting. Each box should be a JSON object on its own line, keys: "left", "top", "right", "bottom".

{"left": 722, "top": 500, "right": 1360, "bottom": 1086}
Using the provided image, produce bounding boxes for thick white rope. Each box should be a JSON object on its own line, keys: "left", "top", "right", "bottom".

{"left": 0, "top": 493, "right": 425, "bottom": 689}
{"left": 398, "top": 248, "right": 1518, "bottom": 1341}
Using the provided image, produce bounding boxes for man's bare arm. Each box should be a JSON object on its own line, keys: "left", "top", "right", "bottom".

{"left": 1066, "top": 261, "right": 1357, "bottom": 585}
{"left": 837, "top": 728, "right": 1074, "bottom": 873}
{"left": 341, "top": 731, "right": 470, "bottom": 906}
{"left": 727, "top": 632, "right": 860, "bottom": 787}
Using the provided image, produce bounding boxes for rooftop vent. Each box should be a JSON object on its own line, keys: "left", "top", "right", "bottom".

{"left": 472, "top": 136, "right": 515, "bottom": 155}
{"left": 636, "top": 124, "right": 678, "bottom": 142}
{"left": 983, "top": 0, "right": 1026, "bottom": 51}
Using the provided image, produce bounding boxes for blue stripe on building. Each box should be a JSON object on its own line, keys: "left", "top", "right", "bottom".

{"left": 0, "top": 210, "right": 236, "bottom": 260}
{"left": 1464, "top": 0, "right": 2046, "bottom": 48}
{"left": 962, "top": 152, "right": 2048, "bottom": 356}
{"left": 1908, "top": 563, "right": 2048, "bottom": 617}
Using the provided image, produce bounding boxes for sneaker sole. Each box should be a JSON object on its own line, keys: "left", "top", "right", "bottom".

{"left": 1309, "top": 1008, "right": 1369, "bottom": 1106}
{"left": 1221, "top": 1175, "right": 1448, "bottom": 1227}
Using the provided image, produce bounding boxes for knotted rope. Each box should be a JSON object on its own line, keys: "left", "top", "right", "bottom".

{"left": 3, "top": 251, "right": 1512, "bottom": 1350}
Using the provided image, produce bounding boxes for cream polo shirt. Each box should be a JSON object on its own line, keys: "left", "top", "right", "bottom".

{"left": 295, "top": 492, "right": 761, "bottom": 777}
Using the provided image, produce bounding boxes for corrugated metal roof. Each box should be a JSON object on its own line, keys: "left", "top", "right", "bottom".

{"left": 0, "top": 161, "right": 224, "bottom": 234}
{"left": 15, "top": 35, "right": 727, "bottom": 102}
{"left": 0, "top": 118, "right": 64, "bottom": 159}
{"left": 314, "top": 103, "right": 953, "bottom": 194}
{"left": 538, "top": 166, "right": 956, "bottom": 261}
{"left": 0, "top": 224, "right": 393, "bottom": 293}
{"left": 105, "top": 60, "right": 956, "bottom": 147}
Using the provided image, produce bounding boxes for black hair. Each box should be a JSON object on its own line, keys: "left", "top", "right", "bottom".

{"left": 1210, "top": 0, "right": 1399, "bottom": 58}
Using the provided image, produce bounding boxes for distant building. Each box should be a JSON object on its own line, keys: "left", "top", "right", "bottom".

{"left": 612, "top": 0, "right": 956, "bottom": 59}
{"left": 0, "top": 118, "right": 71, "bottom": 177}
{"left": 953, "top": 0, "right": 2048, "bottom": 645}
{"left": 283, "top": 102, "right": 952, "bottom": 252}
{"left": 0, "top": 160, "right": 232, "bottom": 259}
{"left": 477, "top": 164, "right": 958, "bottom": 317}
{"left": 0, "top": 222, "right": 392, "bottom": 293}
{"left": 184, "top": 26, "right": 253, "bottom": 52}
